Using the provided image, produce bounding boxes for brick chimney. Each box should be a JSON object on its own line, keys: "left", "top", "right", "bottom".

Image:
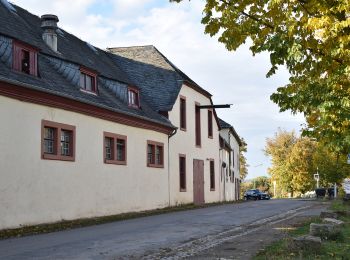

{"left": 41, "top": 14, "right": 59, "bottom": 52}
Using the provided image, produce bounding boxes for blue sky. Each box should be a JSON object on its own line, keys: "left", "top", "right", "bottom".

{"left": 12, "top": 0, "right": 304, "bottom": 179}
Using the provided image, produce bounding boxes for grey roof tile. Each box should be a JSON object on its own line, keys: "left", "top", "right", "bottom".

{"left": 0, "top": 2, "right": 173, "bottom": 129}
{"left": 108, "top": 45, "right": 212, "bottom": 112}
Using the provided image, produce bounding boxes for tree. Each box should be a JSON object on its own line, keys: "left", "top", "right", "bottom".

{"left": 287, "top": 137, "right": 316, "bottom": 194}
{"left": 254, "top": 176, "right": 271, "bottom": 193}
{"left": 313, "top": 142, "right": 350, "bottom": 185}
{"left": 239, "top": 138, "right": 249, "bottom": 180}
{"left": 171, "top": 0, "right": 350, "bottom": 153}
{"left": 265, "top": 129, "right": 350, "bottom": 196}
{"left": 264, "top": 129, "right": 297, "bottom": 195}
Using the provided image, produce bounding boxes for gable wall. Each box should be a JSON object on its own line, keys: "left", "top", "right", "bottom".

{"left": 168, "top": 84, "right": 220, "bottom": 205}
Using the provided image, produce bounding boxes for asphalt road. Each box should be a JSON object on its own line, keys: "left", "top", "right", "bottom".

{"left": 0, "top": 199, "right": 323, "bottom": 259}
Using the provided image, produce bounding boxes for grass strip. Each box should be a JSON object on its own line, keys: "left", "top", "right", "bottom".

{"left": 254, "top": 199, "right": 350, "bottom": 260}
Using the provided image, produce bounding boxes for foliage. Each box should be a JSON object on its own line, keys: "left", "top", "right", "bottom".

{"left": 171, "top": 0, "right": 350, "bottom": 153}
{"left": 313, "top": 143, "right": 350, "bottom": 185}
{"left": 239, "top": 137, "right": 249, "bottom": 180}
{"left": 254, "top": 176, "right": 271, "bottom": 192}
{"left": 287, "top": 137, "right": 316, "bottom": 193}
{"left": 265, "top": 129, "right": 298, "bottom": 195}
{"left": 265, "top": 129, "right": 350, "bottom": 196}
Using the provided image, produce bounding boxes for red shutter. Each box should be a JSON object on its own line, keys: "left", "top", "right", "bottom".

{"left": 29, "top": 52, "right": 37, "bottom": 76}
{"left": 12, "top": 44, "right": 21, "bottom": 71}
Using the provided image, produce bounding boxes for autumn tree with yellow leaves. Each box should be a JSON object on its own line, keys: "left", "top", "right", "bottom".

{"left": 172, "top": 0, "right": 350, "bottom": 153}
{"left": 265, "top": 129, "right": 350, "bottom": 196}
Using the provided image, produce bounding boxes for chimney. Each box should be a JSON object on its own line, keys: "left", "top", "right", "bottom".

{"left": 41, "top": 14, "right": 59, "bottom": 52}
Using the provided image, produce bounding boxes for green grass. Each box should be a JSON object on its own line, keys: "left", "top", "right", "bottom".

{"left": 255, "top": 200, "right": 350, "bottom": 260}
{"left": 0, "top": 200, "right": 242, "bottom": 240}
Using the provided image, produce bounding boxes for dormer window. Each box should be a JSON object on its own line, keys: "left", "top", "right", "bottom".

{"left": 13, "top": 41, "right": 38, "bottom": 76}
{"left": 80, "top": 68, "right": 97, "bottom": 94}
{"left": 128, "top": 87, "right": 140, "bottom": 108}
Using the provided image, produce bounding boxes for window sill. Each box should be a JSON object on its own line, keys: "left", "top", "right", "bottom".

{"left": 147, "top": 163, "right": 164, "bottom": 168}
{"left": 180, "top": 127, "right": 187, "bottom": 132}
{"left": 195, "top": 145, "right": 201, "bottom": 148}
{"left": 180, "top": 188, "right": 187, "bottom": 192}
{"left": 210, "top": 188, "right": 215, "bottom": 191}
{"left": 208, "top": 135, "right": 213, "bottom": 139}
{"left": 42, "top": 153, "right": 75, "bottom": 161}
{"left": 128, "top": 104, "right": 140, "bottom": 109}
{"left": 105, "top": 159, "right": 127, "bottom": 165}
{"left": 12, "top": 68, "right": 38, "bottom": 78}
{"left": 80, "top": 89, "right": 97, "bottom": 95}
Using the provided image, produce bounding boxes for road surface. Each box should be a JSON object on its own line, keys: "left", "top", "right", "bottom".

{"left": 0, "top": 199, "right": 326, "bottom": 259}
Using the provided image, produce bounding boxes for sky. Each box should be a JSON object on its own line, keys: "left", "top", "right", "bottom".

{"left": 11, "top": 0, "right": 305, "bottom": 179}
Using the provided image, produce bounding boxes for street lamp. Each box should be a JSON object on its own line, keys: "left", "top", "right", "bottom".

{"left": 314, "top": 167, "right": 320, "bottom": 188}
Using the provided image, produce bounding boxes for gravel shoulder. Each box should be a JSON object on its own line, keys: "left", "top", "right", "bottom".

{"left": 187, "top": 201, "right": 330, "bottom": 260}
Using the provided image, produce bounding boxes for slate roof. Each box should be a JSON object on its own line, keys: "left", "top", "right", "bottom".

{"left": 0, "top": 1, "right": 174, "bottom": 129}
{"left": 218, "top": 118, "right": 242, "bottom": 146}
{"left": 0, "top": 2, "right": 130, "bottom": 84}
{"left": 108, "top": 46, "right": 212, "bottom": 112}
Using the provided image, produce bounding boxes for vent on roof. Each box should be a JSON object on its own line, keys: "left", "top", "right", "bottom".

{"left": 41, "top": 14, "right": 59, "bottom": 52}
{"left": 1, "top": 0, "right": 16, "bottom": 13}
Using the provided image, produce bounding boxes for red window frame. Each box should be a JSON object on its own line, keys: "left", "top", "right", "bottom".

{"left": 103, "top": 132, "right": 127, "bottom": 165}
{"left": 208, "top": 109, "right": 213, "bottom": 138}
{"left": 179, "top": 95, "right": 186, "bottom": 131}
{"left": 179, "top": 154, "right": 186, "bottom": 191}
{"left": 147, "top": 140, "right": 164, "bottom": 168}
{"left": 41, "top": 120, "right": 76, "bottom": 161}
{"left": 12, "top": 40, "right": 38, "bottom": 76}
{"left": 80, "top": 67, "right": 97, "bottom": 94}
{"left": 195, "top": 102, "right": 201, "bottom": 147}
{"left": 128, "top": 86, "right": 140, "bottom": 108}
{"left": 210, "top": 159, "right": 215, "bottom": 191}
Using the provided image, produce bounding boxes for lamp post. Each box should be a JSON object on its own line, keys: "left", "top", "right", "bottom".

{"left": 314, "top": 167, "right": 320, "bottom": 189}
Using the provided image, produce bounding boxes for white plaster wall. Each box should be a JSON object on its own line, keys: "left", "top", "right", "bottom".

{"left": 219, "top": 129, "right": 241, "bottom": 201}
{"left": 168, "top": 84, "right": 220, "bottom": 205}
{"left": 0, "top": 95, "right": 169, "bottom": 230}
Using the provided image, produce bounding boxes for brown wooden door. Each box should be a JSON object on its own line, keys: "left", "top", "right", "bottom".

{"left": 193, "top": 159, "right": 205, "bottom": 205}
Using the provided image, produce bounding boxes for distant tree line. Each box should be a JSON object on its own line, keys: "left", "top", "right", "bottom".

{"left": 265, "top": 129, "right": 350, "bottom": 197}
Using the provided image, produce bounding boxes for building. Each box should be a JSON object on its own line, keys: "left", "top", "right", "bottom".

{"left": 108, "top": 46, "right": 221, "bottom": 206}
{"left": 218, "top": 118, "right": 242, "bottom": 201}
{"left": 0, "top": 1, "right": 240, "bottom": 230}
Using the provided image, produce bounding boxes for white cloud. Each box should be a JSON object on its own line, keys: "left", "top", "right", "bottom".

{"left": 9, "top": 0, "right": 305, "bottom": 179}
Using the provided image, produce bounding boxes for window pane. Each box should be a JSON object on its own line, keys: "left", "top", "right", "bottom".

{"left": 147, "top": 144, "right": 154, "bottom": 164}
{"left": 61, "top": 130, "right": 72, "bottom": 156}
{"left": 44, "top": 127, "right": 55, "bottom": 154}
{"left": 155, "top": 146, "right": 162, "bottom": 165}
{"left": 210, "top": 161, "right": 215, "bottom": 189}
{"left": 116, "top": 139, "right": 125, "bottom": 161}
{"left": 85, "top": 75, "right": 92, "bottom": 91}
{"left": 80, "top": 73, "right": 85, "bottom": 88}
{"left": 128, "top": 90, "right": 138, "bottom": 106}
{"left": 179, "top": 157, "right": 186, "bottom": 190}
{"left": 208, "top": 110, "right": 213, "bottom": 137}
{"left": 105, "top": 137, "right": 113, "bottom": 160}
{"left": 180, "top": 98, "right": 186, "bottom": 129}
{"left": 21, "top": 50, "right": 30, "bottom": 74}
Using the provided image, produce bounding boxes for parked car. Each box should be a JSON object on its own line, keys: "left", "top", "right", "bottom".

{"left": 244, "top": 189, "right": 270, "bottom": 200}
{"left": 315, "top": 188, "right": 326, "bottom": 198}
